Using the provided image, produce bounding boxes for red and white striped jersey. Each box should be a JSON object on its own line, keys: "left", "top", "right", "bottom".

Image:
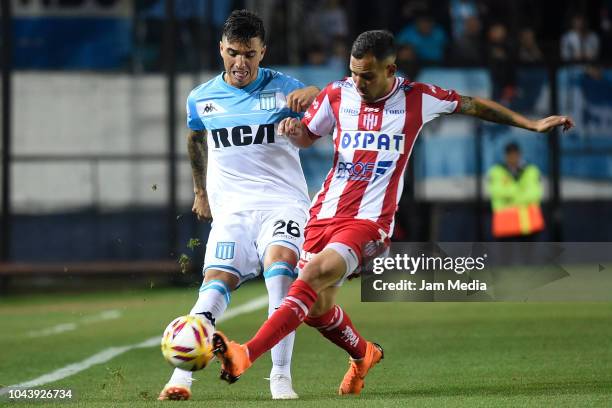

{"left": 302, "top": 76, "right": 461, "bottom": 235}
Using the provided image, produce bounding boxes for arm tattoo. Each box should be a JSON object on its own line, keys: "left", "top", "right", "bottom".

{"left": 187, "top": 130, "right": 207, "bottom": 191}
{"left": 459, "top": 95, "right": 476, "bottom": 115}
{"left": 459, "top": 95, "right": 522, "bottom": 128}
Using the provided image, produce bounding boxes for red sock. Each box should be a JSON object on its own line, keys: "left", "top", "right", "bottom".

{"left": 305, "top": 305, "right": 367, "bottom": 359}
{"left": 246, "top": 279, "right": 317, "bottom": 362}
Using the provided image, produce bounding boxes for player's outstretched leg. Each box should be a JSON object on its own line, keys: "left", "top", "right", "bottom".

{"left": 158, "top": 278, "right": 232, "bottom": 401}
{"left": 214, "top": 278, "right": 318, "bottom": 383}
{"left": 305, "top": 297, "right": 383, "bottom": 395}
{"left": 214, "top": 247, "right": 352, "bottom": 384}
{"left": 264, "top": 261, "right": 299, "bottom": 399}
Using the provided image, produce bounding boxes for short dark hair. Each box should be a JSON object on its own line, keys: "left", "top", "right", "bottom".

{"left": 505, "top": 142, "right": 521, "bottom": 154}
{"left": 351, "top": 30, "right": 396, "bottom": 60}
{"left": 222, "top": 9, "right": 266, "bottom": 45}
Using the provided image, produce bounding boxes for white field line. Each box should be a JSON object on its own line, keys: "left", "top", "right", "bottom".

{"left": 0, "top": 295, "right": 268, "bottom": 395}
{"left": 26, "top": 310, "right": 122, "bottom": 338}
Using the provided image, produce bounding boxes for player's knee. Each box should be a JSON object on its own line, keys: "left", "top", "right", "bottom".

{"left": 299, "top": 249, "right": 347, "bottom": 290}
{"left": 299, "top": 261, "right": 324, "bottom": 284}
{"left": 264, "top": 245, "right": 298, "bottom": 267}
{"left": 203, "top": 269, "right": 239, "bottom": 291}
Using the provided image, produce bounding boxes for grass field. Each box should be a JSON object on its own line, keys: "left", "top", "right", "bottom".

{"left": 0, "top": 280, "right": 611, "bottom": 407}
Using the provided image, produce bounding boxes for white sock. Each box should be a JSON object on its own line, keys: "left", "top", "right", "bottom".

{"left": 189, "top": 279, "right": 231, "bottom": 324}
{"left": 264, "top": 262, "right": 296, "bottom": 378}
{"left": 167, "top": 279, "right": 231, "bottom": 387}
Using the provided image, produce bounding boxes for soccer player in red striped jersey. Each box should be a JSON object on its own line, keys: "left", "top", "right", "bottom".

{"left": 212, "top": 30, "right": 574, "bottom": 395}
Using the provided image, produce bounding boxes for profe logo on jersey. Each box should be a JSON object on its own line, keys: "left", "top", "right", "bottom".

{"left": 336, "top": 160, "right": 393, "bottom": 181}
{"left": 196, "top": 100, "right": 227, "bottom": 116}
{"left": 340, "top": 131, "right": 405, "bottom": 153}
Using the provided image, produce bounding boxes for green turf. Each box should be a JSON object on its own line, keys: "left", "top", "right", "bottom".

{"left": 0, "top": 280, "right": 611, "bottom": 407}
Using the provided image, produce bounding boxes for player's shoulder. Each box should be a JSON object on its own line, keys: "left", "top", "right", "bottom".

{"left": 397, "top": 79, "right": 427, "bottom": 94}
{"left": 329, "top": 77, "right": 353, "bottom": 91}
{"left": 403, "top": 80, "right": 456, "bottom": 97}
{"left": 187, "top": 73, "right": 223, "bottom": 99}
{"left": 261, "top": 67, "right": 304, "bottom": 90}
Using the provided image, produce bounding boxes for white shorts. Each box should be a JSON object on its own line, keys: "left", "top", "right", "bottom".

{"left": 203, "top": 206, "right": 307, "bottom": 285}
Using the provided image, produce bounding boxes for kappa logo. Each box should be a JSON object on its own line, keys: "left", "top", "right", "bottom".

{"left": 196, "top": 100, "right": 227, "bottom": 116}
{"left": 312, "top": 99, "right": 320, "bottom": 110}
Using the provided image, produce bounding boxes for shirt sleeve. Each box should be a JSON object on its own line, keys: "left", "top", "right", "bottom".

{"left": 186, "top": 92, "right": 206, "bottom": 131}
{"left": 282, "top": 75, "right": 306, "bottom": 119}
{"left": 301, "top": 84, "right": 336, "bottom": 139}
{"left": 415, "top": 82, "right": 461, "bottom": 125}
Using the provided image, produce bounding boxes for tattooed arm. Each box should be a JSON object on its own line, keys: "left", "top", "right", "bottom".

{"left": 187, "top": 129, "right": 212, "bottom": 221}
{"left": 457, "top": 95, "right": 574, "bottom": 133}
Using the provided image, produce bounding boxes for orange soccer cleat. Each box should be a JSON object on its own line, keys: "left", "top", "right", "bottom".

{"left": 212, "top": 331, "right": 252, "bottom": 384}
{"left": 157, "top": 384, "right": 192, "bottom": 401}
{"left": 338, "top": 342, "right": 384, "bottom": 395}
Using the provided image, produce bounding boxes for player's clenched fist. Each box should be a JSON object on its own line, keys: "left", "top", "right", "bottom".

{"left": 286, "top": 86, "right": 320, "bottom": 112}
{"left": 192, "top": 192, "right": 212, "bottom": 222}
{"left": 278, "top": 117, "right": 301, "bottom": 137}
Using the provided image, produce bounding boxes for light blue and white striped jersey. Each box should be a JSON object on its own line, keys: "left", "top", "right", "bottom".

{"left": 186, "top": 67, "right": 310, "bottom": 215}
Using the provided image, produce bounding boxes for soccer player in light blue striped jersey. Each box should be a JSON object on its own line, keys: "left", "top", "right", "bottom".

{"left": 158, "top": 10, "right": 319, "bottom": 401}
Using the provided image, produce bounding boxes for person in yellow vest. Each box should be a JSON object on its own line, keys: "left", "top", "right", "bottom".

{"left": 488, "top": 142, "right": 545, "bottom": 241}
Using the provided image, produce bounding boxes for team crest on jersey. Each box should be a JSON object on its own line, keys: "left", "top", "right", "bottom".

{"left": 215, "top": 242, "right": 235, "bottom": 260}
{"left": 362, "top": 113, "right": 379, "bottom": 130}
{"left": 259, "top": 92, "right": 276, "bottom": 110}
{"left": 196, "top": 100, "right": 227, "bottom": 116}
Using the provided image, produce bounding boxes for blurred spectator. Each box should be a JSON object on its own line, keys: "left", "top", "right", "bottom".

{"left": 399, "top": 0, "right": 430, "bottom": 22}
{"left": 518, "top": 28, "right": 544, "bottom": 63}
{"left": 451, "top": 15, "right": 484, "bottom": 64}
{"left": 599, "top": 1, "right": 612, "bottom": 60}
{"left": 487, "top": 23, "right": 516, "bottom": 103}
{"left": 488, "top": 142, "right": 544, "bottom": 242}
{"left": 449, "top": 0, "right": 480, "bottom": 40}
{"left": 306, "top": 43, "right": 327, "bottom": 66}
{"left": 137, "top": 0, "right": 231, "bottom": 71}
{"left": 560, "top": 15, "right": 600, "bottom": 61}
{"left": 396, "top": 15, "right": 447, "bottom": 63}
{"left": 305, "top": 0, "right": 349, "bottom": 46}
{"left": 327, "top": 37, "right": 349, "bottom": 70}
{"left": 396, "top": 44, "right": 420, "bottom": 81}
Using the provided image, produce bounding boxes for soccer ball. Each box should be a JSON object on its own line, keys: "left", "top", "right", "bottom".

{"left": 161, "top": 315, "right": 214, "bottom": 371}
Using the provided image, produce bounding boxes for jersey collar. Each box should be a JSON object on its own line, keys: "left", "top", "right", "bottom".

{"left": 218, "top": 68, "right": 264, "bottom": 94}
{"left": 348, "top": 76, "right": 400, "bottom": 103}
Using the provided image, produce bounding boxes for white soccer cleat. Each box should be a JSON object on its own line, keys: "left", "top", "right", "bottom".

{"left": 157, "top": 384, "right": 191, "bottom": 401}
{"left": 270, "top": 374, "right": 299, "bottom": 400}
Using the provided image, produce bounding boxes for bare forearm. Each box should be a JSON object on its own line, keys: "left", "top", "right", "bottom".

{"left": 458, "top": 96, "right": 536, "bottom": 131}
{"left": 291, "top": 127, "right": 315, "bottom": 148}
{"left": 187, "top": 130, "right": 207, "bottom": 193}
{"left": 283, "top": 120, "right": 315, "bottom": 148}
